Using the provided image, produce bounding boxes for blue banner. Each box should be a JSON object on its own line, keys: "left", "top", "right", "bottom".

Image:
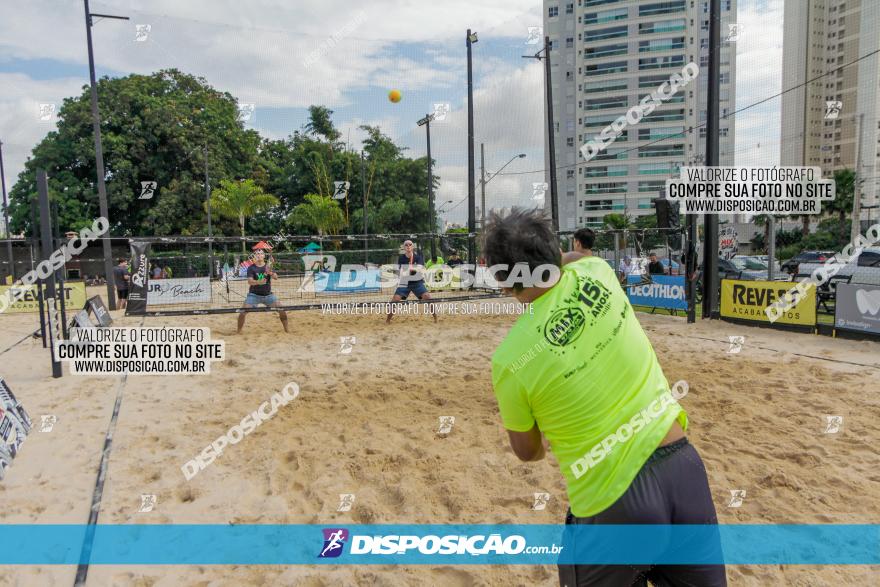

{"left": 627, "top": 275, "right": 688, "bottom": 310}
{"left": 1, "top": 524, "right": 878, "bottom": 565}
{"left": 314, "top": 269, "right": 382, "bottom": 293}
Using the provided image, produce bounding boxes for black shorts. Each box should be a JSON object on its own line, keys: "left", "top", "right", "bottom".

{"left": 558, "top": 438, "right": 727, "bottom": 587}
{"left": 117, "top": 289, "right": 129, "bottom": 299}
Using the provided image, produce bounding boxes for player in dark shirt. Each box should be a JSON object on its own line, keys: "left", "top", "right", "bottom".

{"left": 237, "top": 249, "right": 289, "bottom": 333}
{"left": 386, "top": 240, "right": 436, "bottom": 323}
{"left": 648, "top": 253, "right": 667, "bottom": 276}
{"left": 113, "top": 258, "right": 130, "bottom": 310}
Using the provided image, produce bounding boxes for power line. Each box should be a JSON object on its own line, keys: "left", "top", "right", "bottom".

{"left": 498, "top": 48, "right": 880, "bottom": 177}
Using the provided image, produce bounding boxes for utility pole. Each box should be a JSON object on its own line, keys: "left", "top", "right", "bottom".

{"left": 480, "top": 143, "right": 486, "bottom": 229}
{"left": 702, "top": 0, "right": 721, "bottom": 319}
{"left": 544, "top": 36, "right": 559, "bottom": 233}
{"left": 466, "top": 29, "right": 478, "bottom": 263}
{"left": 0, "top": 140, "right": 13, "bottom": 281}
{"left": 523, "top": 38, "right": 558, "bottom": 232}
{"left": 83, "top": 0, "right": 128, "bottom": 309}
{"left": 850, "top": 113, "right": 864, "bottom": 245}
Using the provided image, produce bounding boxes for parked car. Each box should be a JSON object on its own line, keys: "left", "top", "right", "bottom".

{"left": 854, "top": 247, "right": 880, "bottom": 267}
{"left": 750, "top": 255, "right": 782, "bottom": 275}
{"left": 780, "top": 250, "right": 837, "bottom": 275}
{"left": 729, "top": 256, "right": 789, "bottom": 281}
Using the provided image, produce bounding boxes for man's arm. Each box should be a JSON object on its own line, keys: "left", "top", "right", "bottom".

{"left": 507, "top": 423, "right": 545, "bottom": 462}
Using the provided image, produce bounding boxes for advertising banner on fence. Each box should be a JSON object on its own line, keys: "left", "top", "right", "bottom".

{"left": 126, "top": 241, "right": 151, "bottom": 315}
{"left": 720, "top": 279, "right": 816, "bottom": 326}
{"left": 147, "top": 277, "right": 211, "bottom": 305}
{"left": 0, "top": 282, "right": 86, "bottom": 314}
{"left": 626, "top": 275, "right": 687, "bottom": 310}
{"left": 835, "top": 283, "right": 880, "bottom": 336}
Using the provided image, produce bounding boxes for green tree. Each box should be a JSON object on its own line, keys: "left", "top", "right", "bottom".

{"left": 603, "top": 213, "right": 631, "bottom": 230}
{"left": 287, "top": 193, "right": 346, "bottom": 236}
{"left": 304, "top": 106, "right": 343, "bottom": 148}
{"left": 824, "top": 169, "right": 855, "bottom": 246}
{"left": 8, "top": 69, "right": 262, "bottom": 236}
{"left": 208, "top": 179, "right": 280, "bottom": 252}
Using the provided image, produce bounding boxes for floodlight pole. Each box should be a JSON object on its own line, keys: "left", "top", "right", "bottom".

{"left": 702, "top": 0, "right": 721, "bottom": 319}
{"left": 418, "top": 113, "right": 437, "bottom": 261}
{"left": 204, "top": 142, "right": 213, "bottom": 278}
{"left": 361, "top": 150, "right": 368, "bottom": 265}
{"left": 466, "top": 29, "right": 477, "bottom": 264}
{"left": 83, "top": 0, "right": 128, "bottom": 309}
{"left": 0, "top": 140, "right": 13, "bottom": 280}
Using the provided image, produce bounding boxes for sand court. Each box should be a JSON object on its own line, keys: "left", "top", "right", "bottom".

{"left": 1, "top": 299, "right": 879, "bottom": 585}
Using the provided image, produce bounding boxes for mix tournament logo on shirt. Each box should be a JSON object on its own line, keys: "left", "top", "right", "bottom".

{"left": 541, "top": 272, "right": 614, "bottom": 357}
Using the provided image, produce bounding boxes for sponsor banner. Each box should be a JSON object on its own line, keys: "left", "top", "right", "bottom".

{"left": 87, "top": 296, "right": 113, "bottom": 327}
{"left": 721, "top": 279, "right": 816, "bottom": 326}
{"left": 626, "top": 275, "right": 687, "bottom": 310}
{"left": 835, "top": 283, "right": 880, "bottom": 335}
{"left": 147, "top": 277, "right": 211, "bottom": 305}
{"left": 0, "top": 378, "right": 31, "bottom": 479}
{"left": 719, "top": 226, "right": 738, "bottom": 260}
{"left": 126, "top": 241, "right": 151, "bottom": 315}
{"left": 0, "top": 524, "right": 878, "bottom": 564}
{"left": 313, "top": 270, "right": 382, "bottom": 293}
{"left": 0, "top": 282, "right": 86, "bottom": 314}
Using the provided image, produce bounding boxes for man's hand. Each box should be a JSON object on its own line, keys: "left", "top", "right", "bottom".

{"left": 507, "top": 424, "right": 545, "bottom": 462}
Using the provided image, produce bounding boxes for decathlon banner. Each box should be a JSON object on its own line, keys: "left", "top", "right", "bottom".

{"left": 720, "top": 279, "right": 816, "bottom": 326}
{"left": 0, "top": 282, "right": 86, "bottom": 314}
{"left": 126, "top": 241, "right": 150, "bottom": 316}
{"left": 626, "top": 275, "right": 687, "bottom": 310}
{"left": 147, "top": 277, "right": 211, "bottom": 305}
{"left": 1, "top": 525, "right": 880, "bottom": 564}
{"left": 835, "top": 283, "right": 880, "bottom": 335}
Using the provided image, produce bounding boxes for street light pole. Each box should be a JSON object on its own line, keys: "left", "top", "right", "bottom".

{"left": 480, "top": 143, "right": 486, "bottom": 230}
{"left": 0, "top": 140, "right": 13, "bottom": 280}
{"left": 83, "top": 0, "right": 128, "bottom": 309}
{"left": 476, "top": 152, "right": 526, "bottom": 221}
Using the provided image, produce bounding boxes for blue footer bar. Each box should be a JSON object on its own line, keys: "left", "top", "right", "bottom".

{"left": 1, "top": 525, "right": 878, "bottom": 565}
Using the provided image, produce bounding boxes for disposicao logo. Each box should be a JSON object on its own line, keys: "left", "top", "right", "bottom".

{"left": 318, "top": 528, "right": 349, "bottom": 558}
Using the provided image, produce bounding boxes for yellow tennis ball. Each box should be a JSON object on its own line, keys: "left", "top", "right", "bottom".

{"left": 388, "top": 89, "right": 402, "bottom": 103}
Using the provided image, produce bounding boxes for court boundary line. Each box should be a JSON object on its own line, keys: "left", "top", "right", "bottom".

{"left": 73, "top": 316, "right": 144, "bottom": 586}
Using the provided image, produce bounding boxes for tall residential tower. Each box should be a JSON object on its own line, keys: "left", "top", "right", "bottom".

{"left": 544, "top": 0, "right": 737, "bottom": 230}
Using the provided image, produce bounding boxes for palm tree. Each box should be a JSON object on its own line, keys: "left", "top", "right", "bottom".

{"left": 208, "top": 179, "right": 280, "bottom": 253}
{"left": 287, "top": 193, "right": 346, "bottom": 236}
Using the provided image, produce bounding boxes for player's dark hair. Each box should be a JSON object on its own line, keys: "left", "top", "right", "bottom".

{"left": 573, "top": 228, "right": 595, "bottom": 250}
{"left": 482, "top": 207, "right": 561, "bottom": 291}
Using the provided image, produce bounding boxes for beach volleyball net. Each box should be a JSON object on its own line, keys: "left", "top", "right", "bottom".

{"left": 124, "top": 234, "right": 502, "bottom": 316}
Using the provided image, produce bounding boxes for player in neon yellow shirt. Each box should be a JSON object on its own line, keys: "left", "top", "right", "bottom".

{"left": 484, "top": 209, "right": 725, "bottom": 586}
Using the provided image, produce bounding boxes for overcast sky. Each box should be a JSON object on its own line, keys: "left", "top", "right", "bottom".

{"left": 0, "top": 0, "right": 782, "bottom": 225}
